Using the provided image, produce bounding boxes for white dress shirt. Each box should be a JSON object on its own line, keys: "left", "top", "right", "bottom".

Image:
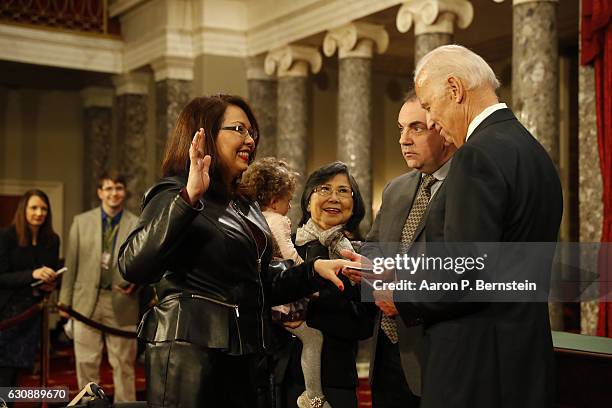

{"left": 465, "top": 102, "right": 508, "bottom": 142}
{"left": 422, "top": 157, "right": 452, "bottom": 202}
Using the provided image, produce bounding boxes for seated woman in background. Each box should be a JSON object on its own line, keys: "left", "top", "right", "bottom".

{"left": 0, "top": 189, "right": 60, "bottom": 386}
{"left": 118, "top": 95, "right": 359, "bottom": 408}
{"left": 277, "top": 162, "right": 374, "bottom": 408}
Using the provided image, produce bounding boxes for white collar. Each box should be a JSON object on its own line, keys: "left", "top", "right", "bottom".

{"left": 422, "top": 157, "right": 452, "bottom": 182}
{"left": 465, "top": 102, "right": 508, "bottom": 142}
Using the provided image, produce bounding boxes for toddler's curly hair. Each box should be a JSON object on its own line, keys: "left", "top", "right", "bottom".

{"left": 240, "top": 157, "right": 299, "bottom": 208}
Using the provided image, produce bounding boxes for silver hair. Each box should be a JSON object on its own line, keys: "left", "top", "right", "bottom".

{"left": 414, "top": 45, "right": 500, "bottom": 90}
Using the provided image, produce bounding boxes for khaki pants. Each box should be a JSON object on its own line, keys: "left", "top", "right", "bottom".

{"left": 73, "top": 290, "right": 137, "bottom": 402}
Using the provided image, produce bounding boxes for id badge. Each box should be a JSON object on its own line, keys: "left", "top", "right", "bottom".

{"left": 101, "top": 252, "right": 111, "bottom": 270}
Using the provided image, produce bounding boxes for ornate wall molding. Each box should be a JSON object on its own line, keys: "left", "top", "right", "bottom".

{"left": 248, "top": 0, "right": 401, "bottom": 56}
{"left": 265, "top": 45, "right": 322, "bottom": 78}
{"left": 112, "top": 72, "right": 150, "bottom": 96}
{"left": 2, "top": 0, "right": 404, "bottom": 73}
{"left": 192, "top": 27, "right": 247, "bottom": 58}
{"left": 151, "top": 56, "right": 195, "bottom": 81}
{"left": 493, "top": 0, "right": 558, "bottom": 4}
{"left": 396, "top": 0, "right": 473, "bottom": 35}
{"left": 323, "top": 22, "right": 389, "bottom": 59}
{"left": 81, "top": 87, "right": 114, "bottom": 108}
{"left": 246, "top": 55, "right": 274, "bottom": 81}
{"left": 109, "top": 0, "right": 148, "bottom": 17}
{"left": 0, "top": 24, "right": 122, "bottom": 73}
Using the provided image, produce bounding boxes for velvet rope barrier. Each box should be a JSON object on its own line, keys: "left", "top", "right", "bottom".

{"left": 0, "top": 301, "right": 44, "bottom": 330}
{"left": 56, "top": 303, "right": 137, "bottom": 338}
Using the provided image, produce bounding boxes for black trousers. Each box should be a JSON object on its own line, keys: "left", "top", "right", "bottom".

{"left": 371, "top": 330, "right": 420, "bottom": 408}
{"left": 145, "top": 340, "right": 259, "bottom": 408}
{"left": 0, "top": 367, "right": 19, "bottom": 408}
{"left": 0, "top": 366, "right": 18, "bottom": 387}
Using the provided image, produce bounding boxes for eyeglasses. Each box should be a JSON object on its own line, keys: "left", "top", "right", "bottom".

{"left": 313, "top": 185, "right": 353, "bottom": 199}
{"left": 101, "top": 186, "right": 125, "bottom": 193}
{"left": 221, "top": 124, "right": 258, "bottom": 142}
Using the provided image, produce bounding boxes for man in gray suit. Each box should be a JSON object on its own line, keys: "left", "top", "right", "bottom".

{"left": 360, "top": 91, "right": 455, "bottom": 408}
{"left": 59, "top": 170, "right": 139, "bottom": 402}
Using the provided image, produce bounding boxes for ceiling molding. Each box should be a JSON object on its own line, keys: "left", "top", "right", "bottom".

{"left": 109, "top": 0, "right": 149, "bottom": 18}
{"left": 0, "top": 24, "right": 123, "bottom": 73}
{"left": 192, "top": 27, "right": 248, "bottom": 58}
{"left": 123, "top": 27, "right": 193, "bottom": 72}
{"left": 246, "top": 0, "right": 402, "bottom": 56}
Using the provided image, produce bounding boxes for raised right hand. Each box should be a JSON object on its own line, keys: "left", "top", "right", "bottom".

{"left": 185, "top": 128, "right": 212, "bottom": 205}
{"left": 32, "top": 266, "right": 57, "bottom": 283}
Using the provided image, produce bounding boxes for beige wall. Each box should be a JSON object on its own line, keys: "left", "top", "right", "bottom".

{"left": 193, "top": 54, "right": 247, "bottom": 97}
{"left": 309, "top": 72, "right": 338, "bottom": 173}
{"left": 0, "top": 87, "right": 84, "bottom": 256}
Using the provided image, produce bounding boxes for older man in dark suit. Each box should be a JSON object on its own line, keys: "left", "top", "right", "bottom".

{"left": 359, "top": 91, "right": 455, "bottom": 408}
{"left": 392, "top": 45, "right": 563, "bottom": 408}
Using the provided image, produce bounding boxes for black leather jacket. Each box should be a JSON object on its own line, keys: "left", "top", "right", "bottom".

{"left": 118, "top": 177, "right": 325, "bottom": 355}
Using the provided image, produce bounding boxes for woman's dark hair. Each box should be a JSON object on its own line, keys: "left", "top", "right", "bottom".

{"left": 161, "top": 94, "right": 259, "bottom": 197}
{"left": 299, "top": 161, "right": 365, "bottom": 235}
{"left": 12, "top": 189, "right": 57, "bottom": 248}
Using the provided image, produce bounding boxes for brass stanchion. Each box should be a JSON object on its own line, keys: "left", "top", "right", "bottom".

{"left": 41, "top": 296, "right": 50, "bottom": 408}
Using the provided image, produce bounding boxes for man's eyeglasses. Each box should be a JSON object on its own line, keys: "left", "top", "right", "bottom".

{"left": 101, "top": 186, "right": 125, "bottom": 193}
{"left": 313, "top": 185, "right": 353, "bottom": 199}
{"left": 221, "top": 124, "right": 258, "bottom": 142}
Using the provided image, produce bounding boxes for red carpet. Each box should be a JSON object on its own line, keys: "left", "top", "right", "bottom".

{"left": 358, "top": 378, "right": 372, "bottom": 407}
{"left": 15, "top": 345, "right": 372, "bottom": 407}
{"left": 15, "top": 345, "right": 145, "bottom": 407}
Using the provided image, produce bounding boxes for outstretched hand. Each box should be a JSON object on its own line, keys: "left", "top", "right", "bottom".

{"left": 340, "top": 249, "right": 373, "bottom": 284}
{"left": 185, "top": 128, "right": 212, "bottom": 205}
{"left": 313, "top": 259, "right": 347, "bottom": 292}
{"left": 313, "top": 253, "right": 370, "bottom": 291}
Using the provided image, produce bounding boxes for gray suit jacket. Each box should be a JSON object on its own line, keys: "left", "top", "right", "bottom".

{"left": 362, "top": 170, "right": 443, "bottom": 396}
{"left": 59, "top": 207, "right": 139, "bottom": 326}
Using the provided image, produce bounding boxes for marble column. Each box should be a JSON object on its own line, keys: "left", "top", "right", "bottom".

{"left": 265, "top": 45, "right": 322, "bottom": 226}
{"left": 152, "top": 57, "right": 194, "bottom": 176}
{"left": 247, "top": 55, "right": 278, "bottom": 158}
{"left": 80, "top": 87, "right": 113, "bottom": 210}
{"left": 512, "top": 0, "right": 559, "bottom": 165}
{"left": 323, "top": 22, "right": 389, "bottom": 234}
{"left": 112, "top": 73, "right": 149, "bottom": 214}
{"left": 578, "top": 64, "right": 603, "bottom": 335}
{"left": 396, "top": 0, "right": 474, "bottom": 64}
{"left": 510, "top": 0, "right": 561, "bottom": 329}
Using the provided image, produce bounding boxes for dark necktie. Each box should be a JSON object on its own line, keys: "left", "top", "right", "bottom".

{"left": 381, "top": 173, "right": 437, "bottom": 343}
{"left": 100, "top": 217, "right": 119, "bottom": 289}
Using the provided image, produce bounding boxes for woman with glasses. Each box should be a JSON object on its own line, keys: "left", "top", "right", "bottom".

{"left": 118, "top": 95, "right": 359, "bottom": 408}
{"left": 0, "top": 190, "right": 60, "bottom": 387}
{"left": 276, "top": 162, "right": 374, "bottom": 408}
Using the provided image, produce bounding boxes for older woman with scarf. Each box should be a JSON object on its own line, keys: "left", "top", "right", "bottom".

{"left": 276, "top": 161, "right": 374, "bottom": 408}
